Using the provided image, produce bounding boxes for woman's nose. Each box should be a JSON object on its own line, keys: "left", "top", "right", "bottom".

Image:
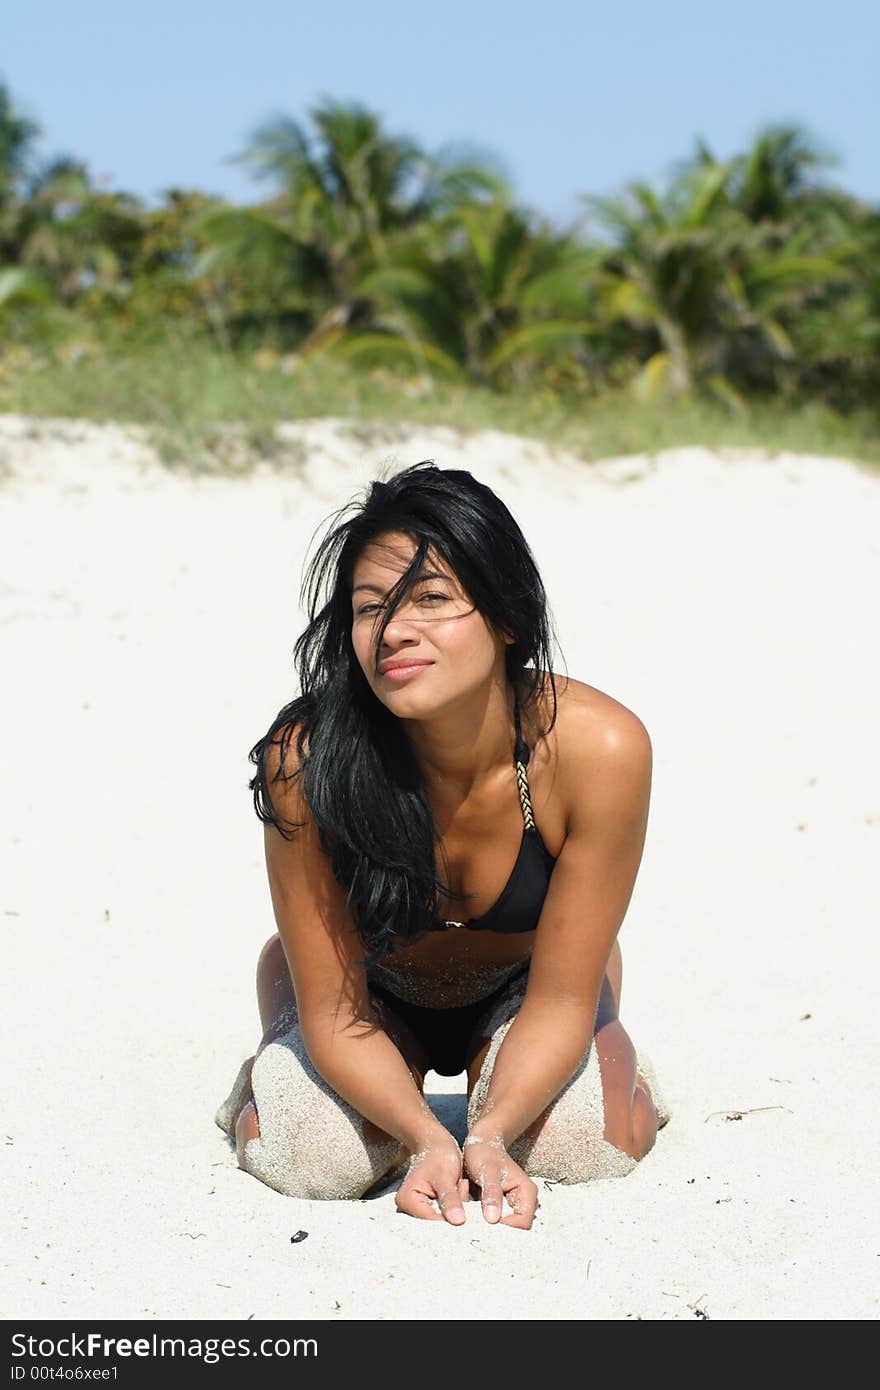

{"left": 381, "top": 611, "right": 419, "bottom": 641}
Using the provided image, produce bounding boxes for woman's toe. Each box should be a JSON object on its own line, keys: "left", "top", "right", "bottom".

{"left": 235, "top": 1099, "right": 260, "bottom": 1168}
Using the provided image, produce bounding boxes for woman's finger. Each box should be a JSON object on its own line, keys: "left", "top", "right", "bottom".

{"left": 499, "top": 1182, "right": 540, "bottom": 1229}
{"left": 394, "top": 1186, "right": 444, "bottom": 1220}
{"left": 436, "top": 1183, "right": 467, "bottom": 1226}
{"left": 480, "top": 1180, "right": 505, "bottom": 1224}
{"left": 396, "top": 1196, "right": 444, "bottom": 1220}
{"left": 499, "top": 1208, "right": 534, "bottom": 1229}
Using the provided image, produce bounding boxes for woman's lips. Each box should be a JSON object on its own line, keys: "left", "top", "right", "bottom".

{"left": 381, "top": 662, "right": 432, "bottom": 682}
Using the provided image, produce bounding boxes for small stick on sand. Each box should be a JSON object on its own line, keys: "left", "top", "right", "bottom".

{"left": 703, "top": 1105, "right": 792, "bottom": 1122}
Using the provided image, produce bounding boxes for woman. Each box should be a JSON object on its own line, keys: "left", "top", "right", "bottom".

{"left": 216, "top": 461, "right": 669, "bottom": 1228}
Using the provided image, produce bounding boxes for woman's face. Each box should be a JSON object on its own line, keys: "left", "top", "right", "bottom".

{"left": 350, "top": 531, "right": 510, "bottom": 715}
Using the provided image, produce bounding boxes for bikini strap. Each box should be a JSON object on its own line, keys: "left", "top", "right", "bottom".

{"left": 513, "top": 691, "right": 536, "bottom": 831}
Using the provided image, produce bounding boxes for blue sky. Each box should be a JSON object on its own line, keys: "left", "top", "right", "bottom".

{"left": 4, "top": 0, "right": 877, "bottom": 226}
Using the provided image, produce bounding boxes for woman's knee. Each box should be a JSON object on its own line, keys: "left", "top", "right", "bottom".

{"left": 242, "top": 1126, "right": 404, "bottom": 1200}
{"left": 241, "top": 1031, "right": 406, "bottom": 1200}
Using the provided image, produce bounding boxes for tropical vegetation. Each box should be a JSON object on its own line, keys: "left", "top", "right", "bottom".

{"left": 1, "top": 81, "right": 877, "bottom": 465}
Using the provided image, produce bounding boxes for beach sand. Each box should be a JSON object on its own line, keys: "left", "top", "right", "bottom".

{"left": 1, "top": 415, "right": 877, "bottom": 1320}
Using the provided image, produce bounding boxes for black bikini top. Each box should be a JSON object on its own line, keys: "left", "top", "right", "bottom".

{"left": 430, "top": 692, "right": 557, "bottom": 935}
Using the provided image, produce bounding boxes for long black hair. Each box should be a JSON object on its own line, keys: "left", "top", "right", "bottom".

{"left": 249, "top": 460, "right": 563, "bottom": 965}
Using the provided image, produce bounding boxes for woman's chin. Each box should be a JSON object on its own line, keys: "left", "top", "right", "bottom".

{"left": 377, "top": 684, "right": 450, "bottom": 718}
{"left": 382, "top": 691, "right": 436, "bottom": 714}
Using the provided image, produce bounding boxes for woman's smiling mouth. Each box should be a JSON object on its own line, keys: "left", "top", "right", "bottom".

{"left": 380, "top": 660, "right": 433, "bottom": 681}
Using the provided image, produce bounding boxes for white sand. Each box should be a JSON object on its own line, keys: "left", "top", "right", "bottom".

{"left": 1, "top": 414, "right": 878, "bottom": 1320}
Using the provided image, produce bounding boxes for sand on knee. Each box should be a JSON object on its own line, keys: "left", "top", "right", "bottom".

{"left": 218, "top": 1020, "right": 407, "bottom": 1200}
{"left": 466, "top": 981, "right": 671, "bottom": 1184}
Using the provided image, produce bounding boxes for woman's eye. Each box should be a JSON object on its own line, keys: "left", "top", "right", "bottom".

{"left": 356, "top": 591, "right": 448, "bottom": 618}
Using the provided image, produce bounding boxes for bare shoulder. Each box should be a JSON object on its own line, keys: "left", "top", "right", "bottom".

{"left": 534, "top": 675, "right": 652, "bottom": 835}
{"left": 260, "top": 717, "right": 313, "bottom": 828}
{"left": 551, "top": 675, "right": 651, "bottom": 755}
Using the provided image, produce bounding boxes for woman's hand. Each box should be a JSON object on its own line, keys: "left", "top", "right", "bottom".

{"left": 395, "top": 1132, "right": 470, "bottom": 1225}
{"left": 462, "top": 1132, "right": 540, "bottom": 1230}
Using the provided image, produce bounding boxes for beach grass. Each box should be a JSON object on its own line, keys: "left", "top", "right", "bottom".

{"left": 2, "top": 337, "right": 878, "bottom": 476}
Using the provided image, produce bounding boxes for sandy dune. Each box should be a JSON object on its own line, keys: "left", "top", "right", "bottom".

{"left": 1, "top": 414, "right": 877, "bottom": 1320}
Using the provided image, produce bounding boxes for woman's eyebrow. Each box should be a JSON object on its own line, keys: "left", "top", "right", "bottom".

{"left": 352, "top": 570, "right": 452, "bottom": 595}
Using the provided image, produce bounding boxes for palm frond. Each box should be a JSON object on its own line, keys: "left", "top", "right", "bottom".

{"left": 487, "top": 319, "right": 593, "bottom": 371}
{"left": 0, "top": 264, "right": 52, "bottom": 307}
{"left": 333, "top": 331, "right": 462, "bottom": 378}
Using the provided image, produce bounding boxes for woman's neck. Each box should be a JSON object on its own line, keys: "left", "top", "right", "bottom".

{"left": 401, "top": 676, "right": 517, "bottom": 799}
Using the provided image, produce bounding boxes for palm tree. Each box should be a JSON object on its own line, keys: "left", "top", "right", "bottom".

{"left": 726, "top": 125, "right": 840, "bottom": 224}
{"left": 9, "top": 157, "right": 142, "bottom": 306}
{"left": 775, "top": 193, "right": 880, "bottom": 410}
{"left": 0, "top": 82, "right": 41, "bottom": 289}
{"left": 583, "top": 163, "right": 738, "bottom": 395}
{"left": 123, "top": 188, "right": 224, "bottom": 338}
{"left": 695, "top": 129, "right": 871, "bottom": 404}
{"left": 0, "top": 82, "right": 40, "bottom": 210}
{"left": 345, "top": 197, "right": 602, "bottom": 383}
{"left": 581, "top": 142, "right": 852, "bottom": 402}
{"left": 196, "top": 99, "right": 505, "bottom": 349}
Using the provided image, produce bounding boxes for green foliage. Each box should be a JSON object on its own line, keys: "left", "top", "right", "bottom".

{"left": 0, "top": 80, "right": 877, "bottom": 421}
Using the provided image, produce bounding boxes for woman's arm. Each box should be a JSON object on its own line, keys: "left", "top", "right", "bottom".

{"left": 262, "top": 732, "right": 450, "bottom": 1157}
{"left": 467, "top": 710, "right": 653, "bottom": 1151}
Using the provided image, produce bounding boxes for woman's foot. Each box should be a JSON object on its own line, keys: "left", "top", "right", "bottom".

{"left": 217, "top": 1011, "right": 298, "bottom": 1140}
{"left": 215, "top": 1055, "right": 253, "bottom": 1135}
{"left": 215, "top": 1056, "right": 262, "bottom": 1168}
{"left": 634, "top": 1055, "right": 671, "bottom": 1129}
{"left": 235, "top": 1097, "right": 261, "bottom": 1167}
{"left": 222, "top": 1055, "right": 265, "bottom": 1167}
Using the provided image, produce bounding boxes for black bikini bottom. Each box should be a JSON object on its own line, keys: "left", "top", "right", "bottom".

{"left": 369, "top": 964, "right": 529, "bottom": 1077}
